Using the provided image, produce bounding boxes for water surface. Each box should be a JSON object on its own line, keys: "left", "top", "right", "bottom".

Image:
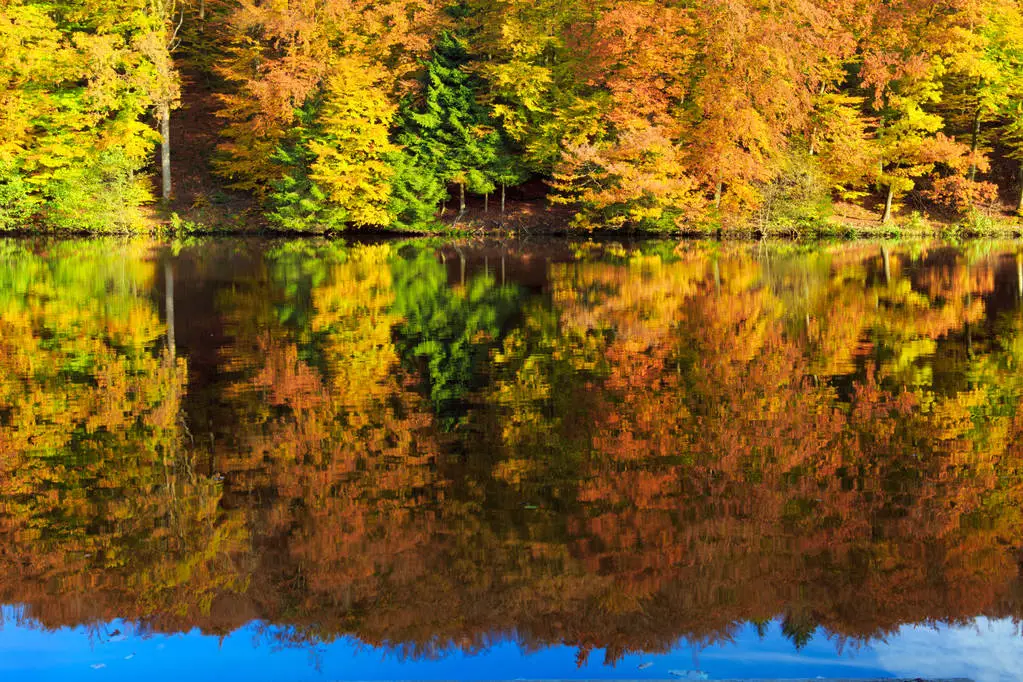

{"left": 1, "top": 238, "right": 1022, "bottom": 680}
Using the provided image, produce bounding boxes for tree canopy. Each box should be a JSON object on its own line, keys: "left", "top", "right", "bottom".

{"left": 6, "top": 0, "right": 1023, "bottom": 230}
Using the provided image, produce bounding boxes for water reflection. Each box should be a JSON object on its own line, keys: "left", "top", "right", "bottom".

{"left": 1, "top": 238, "right": 1023, "bottom": 677}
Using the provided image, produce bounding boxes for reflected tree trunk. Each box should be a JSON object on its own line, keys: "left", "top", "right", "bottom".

{"left": 165, "top": 258, "right": 176, "bottom": 360}
{"left": 163, "top": 257, "right": 177, "bottom": 497}
{"left": 966, "top": 275, "right": 974, "bottom": 357}
{"left": 1016, "top": 254, "right": 1022, "bottom": 301}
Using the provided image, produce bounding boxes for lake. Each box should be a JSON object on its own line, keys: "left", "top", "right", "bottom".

{"left": 0, "top": 237, "right": 1022, "bottom": 681}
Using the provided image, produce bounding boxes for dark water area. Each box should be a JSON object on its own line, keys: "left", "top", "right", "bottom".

{"left": 1, "top": 237, "right": 1023, "bottom": 681}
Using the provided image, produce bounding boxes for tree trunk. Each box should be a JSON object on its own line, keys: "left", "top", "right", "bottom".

{"left": 882, "top": 184, "right": 895, "bottom": 224}
{"left": 501, "top": 184, "right": 506, "bottom": 214}
{"left": 459, "top": 183, "right": 466, "bottom": 215}
{"left": 484, "top": 192, "right": 489, "bottom": 213}
{"left": 714, "top": 181, "right": 723, "bottom": 209}
{"left": 159, "top": 100, "right": 171, "bottom": 201}
{"left": 1017, "top": 164, "right": 1023, "bottom": 214}
{"left": 969, "top": 105, "right": 982, "bottom": 182}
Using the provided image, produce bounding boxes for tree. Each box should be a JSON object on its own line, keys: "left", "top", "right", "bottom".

{"left": 682, "top": 0, "right": 853, "bottom": 216}
{"left": 809, "top": 93, "right": 881, "bottom": 198}
{"left": 549, "top": 1, "right": 700, "bottom": 229}
{"left": 386, "top": 148, "right": 450, "bottom": 229}
{"left": 146, "top": 0, "right": 184, "bottom": 201}
{"left": 467, "top": 0, "right": 590, "bottom": 176}
{"left": 269, "top": 58, "right": 399, "bottom": 231}
{"left": 856, "top": 0, "right": 982, "bottom": 222}
{"left": 0, "top": 0, "right": 175, "bottom": 230}
{"left": 214, "top": 0, "right": 440, "bottom": 228}
{"left": 398, "top": 31, "right": 503, "bottom": 217}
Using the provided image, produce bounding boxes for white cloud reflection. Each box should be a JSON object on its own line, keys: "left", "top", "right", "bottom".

{"left": 875, "top": 618, "right": 1023, "bottom": 682}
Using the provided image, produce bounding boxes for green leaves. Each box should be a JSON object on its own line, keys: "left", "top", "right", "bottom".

{"left": 391, "top": 247, "right": 523, "bottom": 426}
{"left": 397, "top": 31, "right": 506, "bottom": 205}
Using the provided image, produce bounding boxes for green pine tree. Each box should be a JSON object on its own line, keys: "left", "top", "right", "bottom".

{"left": 397, "top": 31, "right": 504, "bottom": 216}
{"left": 387, "top": 149, "right": 449, "bottom": 230}
{"left": 266, "top": 103, "right": 350, "bottom": 233}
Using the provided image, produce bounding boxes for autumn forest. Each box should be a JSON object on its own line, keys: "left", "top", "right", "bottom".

{"left": 8, "top": 0, "right": 1023, "bottom": 233}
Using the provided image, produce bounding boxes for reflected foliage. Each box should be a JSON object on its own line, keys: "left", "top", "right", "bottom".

{"left": 0, "top": 241, "right": 247, "bottom": 631}
{"left": 2, "top": 238, "right": 1023, "bottom": 664}
{"left": 391, "top": 247, "right": 522, "bottom": 427}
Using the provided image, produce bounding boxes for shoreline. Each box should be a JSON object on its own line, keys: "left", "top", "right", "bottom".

{"left": 4, "top": 215, "right": 1023, "bottom": 241}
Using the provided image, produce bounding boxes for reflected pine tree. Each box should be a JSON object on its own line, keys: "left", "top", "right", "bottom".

{"left": 391, "top": 246, "right": 523, "bottom": 427}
